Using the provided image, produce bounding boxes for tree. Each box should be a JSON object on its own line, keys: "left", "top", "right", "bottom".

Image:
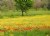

{"left": 5, "top": 0, "right": 15, "bottom": 10}
{"left": 15, "top": 0, "right": 32, "bottom": 16}
{"left": 0, "top": 0, "right": 15, "bottom": 11}
{"left": 0, "top": 0, "right": 5, "bottom": 11}
{"left": 47, "top": 0, "right": 50, "bottom": 10}
{"left": 33, "top": 0, "right": 42, "bottom": 10}
{"left": 33, "top": 0, "right": 48, "bottom": 10}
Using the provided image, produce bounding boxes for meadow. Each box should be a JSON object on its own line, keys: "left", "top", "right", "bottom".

{"left": 0, "top": 15, "right": 50, "bottom": 36}
{"left": 0, "top": 0, "right": 50, "bottom": 36}
{"left": 0, "top": 9, "right": 50, "bottom": 36}
{"left": 0, "top": 9, "right": 50, "bottom": 18}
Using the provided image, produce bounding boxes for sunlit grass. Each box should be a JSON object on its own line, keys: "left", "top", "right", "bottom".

{"left": 0, "top": 15, "right": 50, "bottom": 30}
{"left": 0, "top": 15, "right": 50, "bottom": 36}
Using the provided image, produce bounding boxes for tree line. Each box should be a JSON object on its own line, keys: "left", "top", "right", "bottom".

{"left": 0, "top": 0, "right": 50, "bottom": 16}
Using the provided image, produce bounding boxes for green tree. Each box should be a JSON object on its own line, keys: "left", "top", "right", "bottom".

{"left": 47, "top": 0, "right": 50, "bottom": 10}
{"left": 15, "top": 0, "right": 32, "bottom": 16}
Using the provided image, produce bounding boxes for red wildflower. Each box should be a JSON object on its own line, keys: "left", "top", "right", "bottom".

{"left": 0, "top": 30, "right": 5, "bottom": 32}
{"left": 23, "top": 27, "right": 33, "bottom": 30}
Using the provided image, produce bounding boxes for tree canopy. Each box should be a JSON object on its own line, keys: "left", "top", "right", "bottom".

{"left": 15, "top": 0, "right": 32, "bottom": 16}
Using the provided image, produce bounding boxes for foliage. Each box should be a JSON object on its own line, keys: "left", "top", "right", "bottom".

{"left": 15, "top": 0, "right": 32, "bottom": 16}
{"left": 0, "top": 0, "right": 15, "bottom": 11}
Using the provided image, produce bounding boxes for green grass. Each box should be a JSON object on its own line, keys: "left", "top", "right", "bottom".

{"left": 3, "top": 29, "right": 50, "bottom": 36}
{"left": 0, "top": 9, "right": 50, "bottom": 18}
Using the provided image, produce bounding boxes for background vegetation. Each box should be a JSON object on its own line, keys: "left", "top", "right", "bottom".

{"left": 0, "top": 0, "right": 50, "bottom": 17}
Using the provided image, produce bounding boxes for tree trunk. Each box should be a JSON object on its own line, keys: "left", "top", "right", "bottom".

{"left": 22, "top": 11, "right": 24, "bottom": 16}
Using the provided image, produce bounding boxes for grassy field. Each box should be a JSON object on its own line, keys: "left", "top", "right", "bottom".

{"left": 0, "top": 9, "right": 50, "bottom": 18}
{"left": 0, "top": 15, "right": 50, "bottom": 36}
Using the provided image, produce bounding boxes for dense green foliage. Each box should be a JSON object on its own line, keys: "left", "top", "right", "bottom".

{"left": 15, "top": 0, "right": 32, "bottom": 16}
